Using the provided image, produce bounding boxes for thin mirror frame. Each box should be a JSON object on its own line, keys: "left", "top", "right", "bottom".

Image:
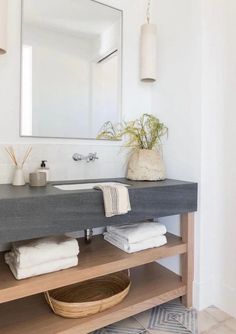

{"left": 19, "top": 0, "right": 123, "bottom": 140}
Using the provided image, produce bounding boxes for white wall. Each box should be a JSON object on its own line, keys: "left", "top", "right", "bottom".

{"left": 219, "top": 1, "right": 236, "bottom": 317}
{"left": 151, "top": 0, "right": 236, "bottom": 317}
{"left": 151, "top": 0, "right": 202, "bottom": 307}
{"left": 201, "top": 0, "right": 236, "bottom": 318}
{"left": 197, "top": 0, "right": 226, "bottom": 311}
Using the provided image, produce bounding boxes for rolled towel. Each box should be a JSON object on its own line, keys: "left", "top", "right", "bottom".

{"left": 10, "top": 236, "right": 79, "bottom": 269}
{"left": 104, "top": 232, "right": 167, "bottom": 253}
{"left": 106, "top": 222, "right": 167, "bottom": 244}
{"left": 5, "top": 253, "right": 78, "bottom": 280}
{"left": 94, "top": 184, "right": 131, "bottom": 218}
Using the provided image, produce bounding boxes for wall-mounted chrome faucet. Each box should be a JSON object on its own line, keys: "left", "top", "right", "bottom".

{"left": 72, "top": 152, "right": 99, "bottom": 163}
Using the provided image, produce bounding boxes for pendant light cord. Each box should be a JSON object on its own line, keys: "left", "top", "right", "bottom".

{"left": 146, "top": 0, "right": 151, "bottom": 24}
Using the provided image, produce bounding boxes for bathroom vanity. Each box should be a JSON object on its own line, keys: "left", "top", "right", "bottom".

{"left": 0, "top": 0, "right": 199, "bottom": 331}
{"left": 0, "top": 178, "right": 197, "bottom": 334}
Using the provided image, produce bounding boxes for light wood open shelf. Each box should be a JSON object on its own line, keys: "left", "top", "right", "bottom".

{"left": 0, "top": 263, "right": 186, "bottom": 334}
{"left": 0, "top": 233, "right": 186, "bottom": 304}
{"left": 0, "top": 212, "right": 195, "bottom": 334}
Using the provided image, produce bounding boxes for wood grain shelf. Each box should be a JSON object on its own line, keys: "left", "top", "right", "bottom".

{"left": 0, "top": 263, "right": 186, "bottom": 334}
{"left": 0, "top": 233, "right": 186, "bottom": 304}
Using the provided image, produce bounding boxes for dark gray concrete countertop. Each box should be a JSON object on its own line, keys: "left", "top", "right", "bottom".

{"left": 0, "top": 178, "right": 198, "bottom": 243}
{"left": 0, "top": 178, "right": 193, "bottom": 199}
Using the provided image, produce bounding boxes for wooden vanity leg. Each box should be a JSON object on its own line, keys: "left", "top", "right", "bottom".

{"left": 181, "top": 212, "right": 194, "bottom": 308}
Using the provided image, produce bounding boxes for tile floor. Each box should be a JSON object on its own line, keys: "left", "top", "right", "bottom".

{"left": 91, "top": 301, "right": 236, "bottom": 334}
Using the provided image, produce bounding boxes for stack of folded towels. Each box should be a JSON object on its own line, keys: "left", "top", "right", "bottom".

{"left": 104, "top": 222, "right": 167, "bottom": 253}
{"left": 5, "top": 236, "right": 79, "bottom": 280}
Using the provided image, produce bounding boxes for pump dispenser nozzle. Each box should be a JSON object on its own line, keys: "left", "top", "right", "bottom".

{"left": 41, "top": 160, "right": 47, "bottom": 168}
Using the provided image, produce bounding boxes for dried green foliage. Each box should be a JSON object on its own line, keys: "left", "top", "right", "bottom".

{"left": 96, "top": 121, "right": 122, "bottom": 141}
{"left": 97, "top": 114, "right": 168, "bottom": 150}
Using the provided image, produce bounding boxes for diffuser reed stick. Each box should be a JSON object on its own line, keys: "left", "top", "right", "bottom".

{"left": 21, "top": 146, "right": 32, "bottom": 167}
{"left": 5, "top": 147, "right": 17, "bottom": 166}
{"left": 5, "top": 146, "right": 32, "bottom": 167}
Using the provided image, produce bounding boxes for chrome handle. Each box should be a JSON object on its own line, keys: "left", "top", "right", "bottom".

{"left": 72, "top": 153, "right": 83, "bottom": 161}
{"left": 87, "top": 153, "right": 99, "bottom": 162}
{"left": 73, "top": 153, "right": 99, "bottom": 163}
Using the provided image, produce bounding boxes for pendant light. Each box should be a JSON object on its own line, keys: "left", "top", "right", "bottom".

{"left": 140, "top": 0, "right": 157, "bottom": 82}
{"left": 0, "top": 0, "right": 7, "bottom": 54}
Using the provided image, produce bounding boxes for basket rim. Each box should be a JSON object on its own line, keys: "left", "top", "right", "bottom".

{"left": 45, "top": 271, "right": 131, "bottom": 307}
{"left": 45, "top": 281, "right": 131, "bottom": 307}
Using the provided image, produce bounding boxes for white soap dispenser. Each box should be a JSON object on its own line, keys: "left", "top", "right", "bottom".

{"left": 37, "top": 160, "right": 50, "bottom": 182}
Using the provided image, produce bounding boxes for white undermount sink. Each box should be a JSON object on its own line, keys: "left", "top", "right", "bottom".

{"left": 54, "top": 182, "right": 130, "bottom": 191}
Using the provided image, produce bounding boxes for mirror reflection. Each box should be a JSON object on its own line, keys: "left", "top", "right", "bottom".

{"left": 20, "top": 0, "right": 122, "bottom": 139}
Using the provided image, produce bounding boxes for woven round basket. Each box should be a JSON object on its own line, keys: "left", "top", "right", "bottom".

{"left": 45, "top": 270, "right": 131, "bottom": 319}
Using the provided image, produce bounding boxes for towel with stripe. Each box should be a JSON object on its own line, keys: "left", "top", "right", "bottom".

{"left": 94, "top": 183, "right": 131, "bottom": 218}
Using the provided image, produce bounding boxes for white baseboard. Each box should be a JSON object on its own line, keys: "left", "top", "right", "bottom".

{"left": 194, "top": 278, "right": 236, "bottom": 318}
{"left": 214, "top": 282, "right": 236, "bottom": 318}
{"left": 193, "top": 279, "right": 218, "bottom": 310}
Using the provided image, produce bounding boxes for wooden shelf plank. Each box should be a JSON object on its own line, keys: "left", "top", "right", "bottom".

{"left": 0, "top": 233, "right": 186, "bottom": 304}
{"left": 0, "top": 263, "right": 186, "bottom": 334}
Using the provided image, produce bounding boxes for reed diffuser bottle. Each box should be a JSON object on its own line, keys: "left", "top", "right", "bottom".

{"left": 12, "top": 166, "right": 25, "bottom": 186}
{"left": 5, "top": 146, "right": 32, "bottom": 186}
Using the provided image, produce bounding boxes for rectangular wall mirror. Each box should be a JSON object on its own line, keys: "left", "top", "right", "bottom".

{"left": 20, "top": 0, "right": 122, "bottom": 139}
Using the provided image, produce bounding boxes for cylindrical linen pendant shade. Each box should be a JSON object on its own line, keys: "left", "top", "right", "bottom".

{"left": 140, "top": 23, "right": 157, "bottom": 82}
{"left": 0, "top": 0, "right": 7, "bottom": 54}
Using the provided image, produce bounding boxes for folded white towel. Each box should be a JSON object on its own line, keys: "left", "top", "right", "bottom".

{"left": 5, "top": 253, "right": 78, "bottom": 280}
{"left": 104, "top": 232, "right": 167, "bottom": 253}
{"left": 95, "top": 184, "right": 131, "bottom": 218}
{"left": 10, "top": 236, "right": 79, "bottom": 269}
{"left": 106, "top": 222, "right": 167, "bottom": 244}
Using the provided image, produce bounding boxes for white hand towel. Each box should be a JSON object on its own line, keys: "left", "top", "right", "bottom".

{"left": 5, "top": 253, "right": 78, "bottom": 280}
{"left": 11, "top": 236, "right": 79, "bottom": 269}
{"left": 106, "top": 222, "right": 167, "bottom": 244}
{"left": 104, "top": 232, "right": 167, "bottom": 253}
{"left": 94, "top": 184, "right": 131, "bottom": 218}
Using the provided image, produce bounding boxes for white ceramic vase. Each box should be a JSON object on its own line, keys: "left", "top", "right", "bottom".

{"left": 12, "top": 166, "right": 25, "bottom": 186}
{"left": 126, "top": 149, "right": 166, "bottom": 181}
